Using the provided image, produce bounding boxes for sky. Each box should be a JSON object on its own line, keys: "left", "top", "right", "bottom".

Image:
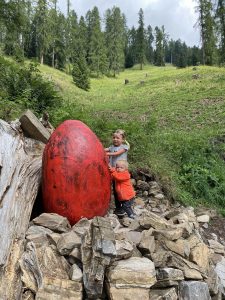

{"left": 58, "top": 0, "right": 200, "bottom": 47}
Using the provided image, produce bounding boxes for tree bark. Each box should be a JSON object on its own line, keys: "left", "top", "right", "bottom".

{"left": 0, "top": 119, "right": 44, "bottom": 298}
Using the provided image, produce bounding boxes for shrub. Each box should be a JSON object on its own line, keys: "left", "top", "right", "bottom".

{"left": 0, "top": 57, "right": 61, "bottom": 120}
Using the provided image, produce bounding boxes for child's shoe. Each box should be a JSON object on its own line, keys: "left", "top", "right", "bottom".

{"left": 114, "top": 208, "right": 126, "bottom": 217}
{"left": 129, "top": 214, "right": 136, "bottom": 219}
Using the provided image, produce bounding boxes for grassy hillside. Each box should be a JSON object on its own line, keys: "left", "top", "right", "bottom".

{"left": 40, "top": 64, "right": 225, "bottom": 213}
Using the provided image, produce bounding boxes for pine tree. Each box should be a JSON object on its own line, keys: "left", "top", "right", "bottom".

{"left": 173, "top": 39, "right": 188, "bottom": 68}
{"left": 145, "top": 25, "right": 154, "bottom": 64}
{"left": 125, "top": 26, "right": 137, "bottom": 68}
{"left": 136, "top": 8, "right": 145, "bottom": 69}
{"left": 154, "top": 26, "right": 165, "bottom": 66}
{"left": 72, "top": 53, "right": 90, "bottom": 91}
{"left": 86, "top": 6, "right": 108, "bottom": 76}
{"left": 2, "top": 0, "right": 27, "bottom": 58}
{"left": 34, "top": 0, "right": 53, "bottom": 64}
{"left": 47, "top": 11, "right": 66, "bottom": 69}
{"left": 216, "top": 0, "right": 225, "bottom": 63}
{"left": 196, "top": 0, "right": 216, "bottom": 65}
{"left": 105, "top": 6, "right": 126, "bottom": 76}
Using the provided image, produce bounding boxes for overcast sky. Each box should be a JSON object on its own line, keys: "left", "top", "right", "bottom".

{"left": 58, "top": 0, "right": 200, "bottom": 47}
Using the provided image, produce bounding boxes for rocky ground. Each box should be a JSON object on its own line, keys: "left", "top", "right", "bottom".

{"left": 20, "top": 169, "right": 225, "bottom": 300}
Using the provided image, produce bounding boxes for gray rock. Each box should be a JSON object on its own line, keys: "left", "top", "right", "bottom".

{"left": 197, "top": 215, "right": 210, "bottom": 223}
{"left": 179, "top": 281, "right": 211, "bottom": 300}
{"left": 106, "top": 257, "right": 156, "bottom": 287}
{"left": 57, "top": 231, "right": 81, "bottom": 256}
{"left": 138, "top": 229, "right": 155, "bottom": 255}
{"left": 81, "top": 216, "right": 116, "bottom": 299}
{"left": 72, "top": 217, "right": 91, "bottom": 237}
{"left": 32, "top": 213, "right": 71, "bottom": 233}
{"left": 157, "top": 267, "right": 184, "bottom": 282}
{"left": 19, "top": 109, "right": 51, "bottom": 143}
{"left": 136, "top": 180, "right": 150, "bottom": 191}
{"left": 115, "top": 239, "right": 134, "bottom": 259}
{"left": 208, "top": 239, "right": 225, "bottom": 254}
{"left": 125, "top": 231, "right": 142, "bottom": 245}
{"left": 69, "top": 264, "right": 83, "bottom": 282}
{"left": 149, "top": 287, "right": 177, "bottom": 299}
{"left": 68, "top": 247, "right": 81, "bottom": 264}
{"left": 215, "top": 256, "right": 225, "bottom": 295}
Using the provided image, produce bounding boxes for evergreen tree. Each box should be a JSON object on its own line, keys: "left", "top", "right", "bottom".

{"left": 125, "top": 26, "right": 137, "bottom": 68}
{"left": 173, "top": 39, "right": 188, "bottom": 68}
{"left": 77, "top": 16, "right": 88, "bottom": 56}
{"left": 72, "top": 53, "right": 90, "bottom": 91}
{"left": 136, "top": 8, "right": 145, "bottom": 69}
{"left": 196, "top": 0, "right": 217, "bottom": 65}
{"left": 154, "top": 26, "right": 165, "bottom": 66}
{"left": 216, "top": 0, "right": 225, "bottom": 64}
{"left": 85, "top": 6, "right": 108, "bottom": 76}
{"left": 165, "top": 39, "right": 175, "bottom": 64}
{"left": 33, "top": 0, "right": 53, "bottom": 64}
{"left": 65, "top": 9, "right": 79, "bottom": 72}
{"left": 2, "top": 0, "right": 27, "bottom": 58}
{"left": 105, "top": 6, "right": 126, "bottom": 76}
{"left": 145, "top": 25, "right": 154, "bottom": 64}
{"left": 190, "top": 46, "right": 201, "bottom": 65}
{"left": 46, "top": 11, "right": 66, "bottom": 69}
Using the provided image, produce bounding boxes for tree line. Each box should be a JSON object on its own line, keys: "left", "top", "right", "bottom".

{"left": 0, "top": 1, "right": 224, "bottom": 90}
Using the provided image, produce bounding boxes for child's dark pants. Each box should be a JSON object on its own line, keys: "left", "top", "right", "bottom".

{"left": 113, "top": 181, "right": 123, "bottom": 210}
{"left": 121, "top": 198, "right": 134, "bottom": 217}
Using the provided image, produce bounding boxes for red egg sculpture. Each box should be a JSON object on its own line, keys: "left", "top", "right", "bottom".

{"left": 42, "top": 120, "right": 111, "bottom": 224}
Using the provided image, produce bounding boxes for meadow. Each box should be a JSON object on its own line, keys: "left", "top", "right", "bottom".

{"left": 39, "top": 64, "right": 225, "bottom": 212}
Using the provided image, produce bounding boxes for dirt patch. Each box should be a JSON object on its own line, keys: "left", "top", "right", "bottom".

{"left": 201, "top": 215, "right": 225, "bottom": 246}
{"left": 199, "top": 98, "right": 224, "bottom": 106}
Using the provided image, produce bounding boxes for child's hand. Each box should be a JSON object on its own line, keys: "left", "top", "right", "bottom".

{"left": 108, "top": 164, "right": 113, "bottom": 171}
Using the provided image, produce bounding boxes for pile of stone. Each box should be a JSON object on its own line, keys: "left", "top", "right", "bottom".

{"left": 20, "top": 172, "right": 225, "bottom": 300}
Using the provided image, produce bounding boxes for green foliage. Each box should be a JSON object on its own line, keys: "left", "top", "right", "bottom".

{"left": 0, "top": 57, "right": 61, "bottom": 120}
{"left": 179, "top": 145, "right": 225, "bottom": 208}
{"left": 72, "top": 54, "right": 90, "bottom": 91}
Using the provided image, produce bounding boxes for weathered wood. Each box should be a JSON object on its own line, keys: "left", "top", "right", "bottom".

{"left": 0, "top": 119, "right": 44, "bottom": 298}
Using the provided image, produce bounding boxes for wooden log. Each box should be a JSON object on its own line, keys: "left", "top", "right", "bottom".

{"left": 0, "top": 119, "right": 44, "bottom": 298}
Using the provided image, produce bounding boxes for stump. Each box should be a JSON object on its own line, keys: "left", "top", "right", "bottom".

{"left": 0, "top": 119, "right": 44, "bottom": 298}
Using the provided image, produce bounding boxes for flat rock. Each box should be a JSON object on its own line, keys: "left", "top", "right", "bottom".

{"left": 106, "top": 257, "right": 156, "bottom": 288}
{"left": 32, "top": 213, "right": 71, "bottom": 233}
{"left": 197, "top": 215, "right": 210, "bottom": 223}
{"left": 19, "top": 109, "right": 51, "bottom": 143}
{"left": 179, "top": 281, "right": 211, "bottom": 300}
{"left": 57, "top": 231, "right": 81, "bottom": 256}
{"left": 149, "top": 287, "right": 177, "bottom": 300}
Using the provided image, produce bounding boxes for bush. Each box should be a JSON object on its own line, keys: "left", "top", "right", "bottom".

{"left": 178, "top": 144, "right": 225, "bottom": 208}
{"left": 0, "top": 57, "right": 61, "bottom": 120}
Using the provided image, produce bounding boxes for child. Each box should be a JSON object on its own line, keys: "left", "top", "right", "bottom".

{"left": 104, "top": 129, "right": 129, "bottom": 167}
{"left": 109, "top": 160, "right": 136, "bottom": 219}
{"left": 105, "top": 129, "right": 130, "bottom": 216}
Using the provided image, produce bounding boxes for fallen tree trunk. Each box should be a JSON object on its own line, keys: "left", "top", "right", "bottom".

{"left": 0, "top": 119, "right": 44, "bottom": 298}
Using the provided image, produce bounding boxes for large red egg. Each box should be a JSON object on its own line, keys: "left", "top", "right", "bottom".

{"left": 42, "top": 120, "right": 111, "bottom": 224}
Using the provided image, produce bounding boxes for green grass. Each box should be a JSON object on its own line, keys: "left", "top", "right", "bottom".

{"left": 39, "top": 63, "right": 225, "bottom": 212}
